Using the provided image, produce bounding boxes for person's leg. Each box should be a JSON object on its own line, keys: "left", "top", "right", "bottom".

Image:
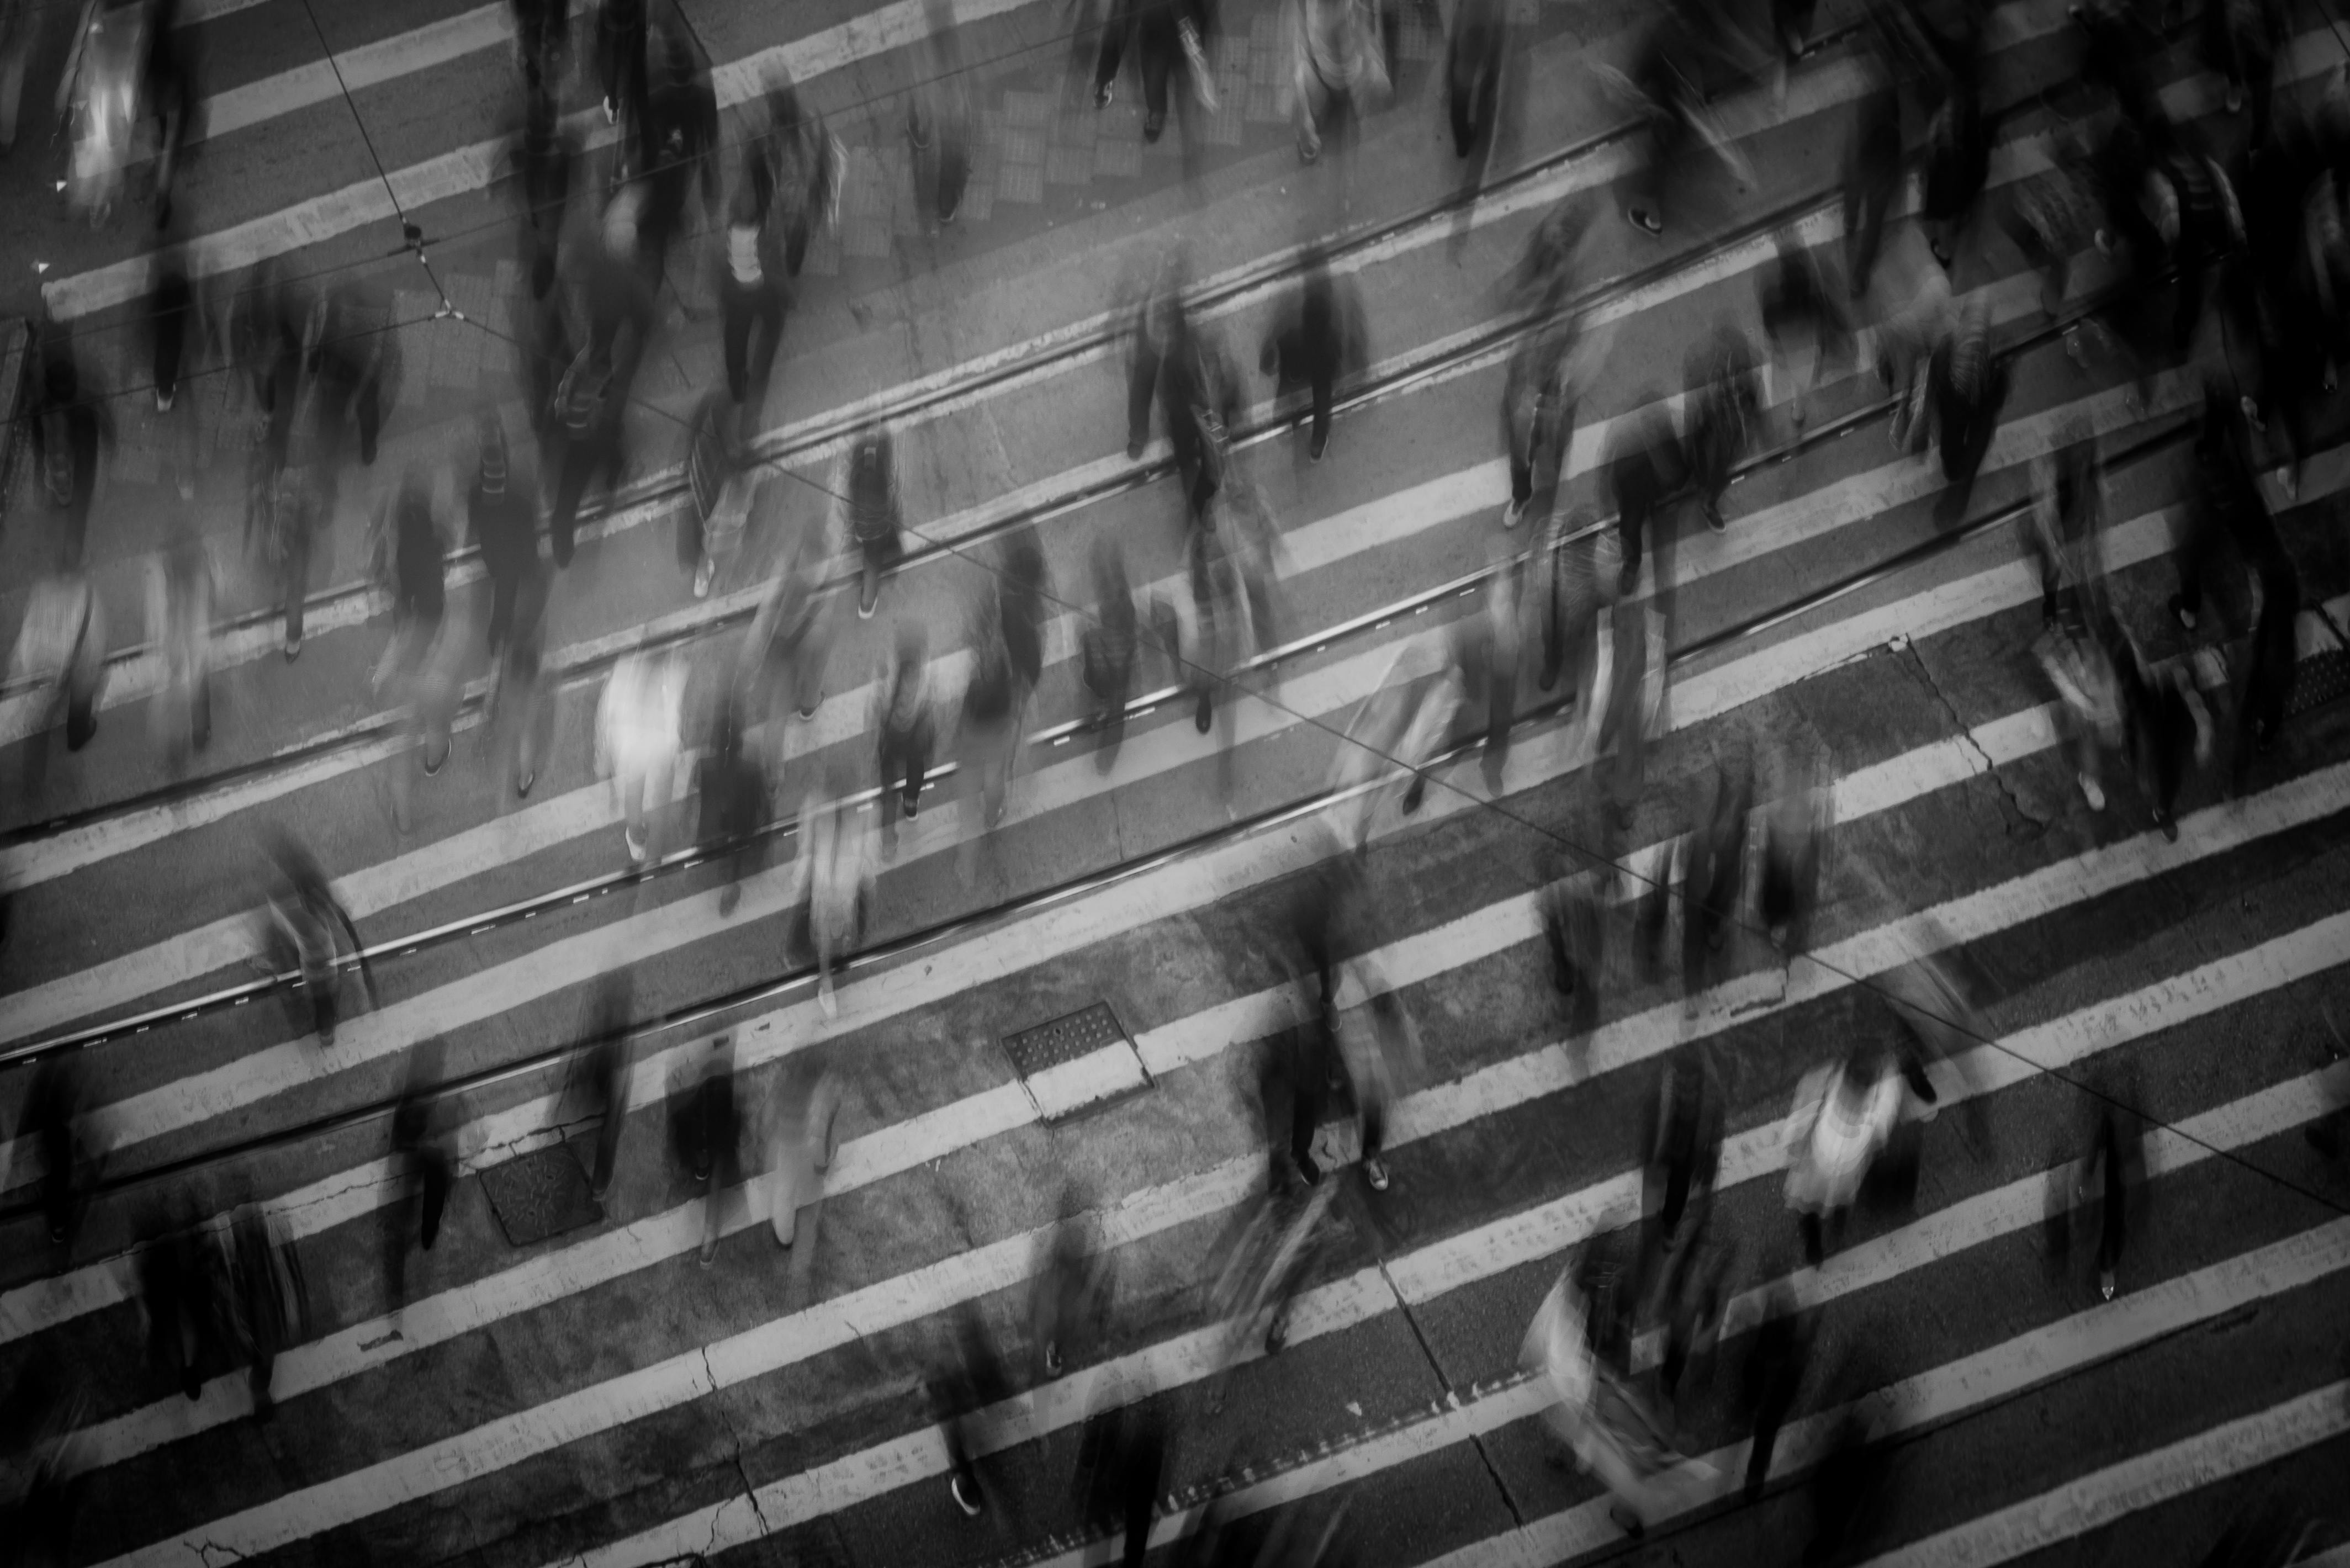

{"left": 719, "top": 276, "right": 752, "bottom": 403}
{"left": 748, "top": 287, "right": 785, "bottom": 416}
{"left": 1310, "top": 353, "right": 1334, "bottom": 458}
{"left": 282, "top": 521, "right": 311, "bottom": 654}
{"left": 1126, "top": 338, "right": 1161, "bottom": 457}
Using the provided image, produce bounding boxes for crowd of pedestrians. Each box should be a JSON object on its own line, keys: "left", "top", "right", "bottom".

{"left": 5, "top": 0, "right": 2347, "bottom": 1561}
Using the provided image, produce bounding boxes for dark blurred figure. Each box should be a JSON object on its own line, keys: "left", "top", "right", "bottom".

{"left": 1095, "top": 0, "right": 1216, "bottom": 146}
{"left": 718, "top": 173, "right": 787, "bottom": 431}
{"left": 1074, "top": 1399, "right": 1166, "bottom": 1567}
{"left": 1447, "top": 0, "right": 1503, "bottom": 163}
{"left": 306, "top": 279, "right": 397, "bottom": 468}
{"left": 25, "top": 1054, "right": 104, "bottom": 1254}
{"left": 1617, "top": 0, "right": 1759, "bottom": 239}
{"left": 2204, "top": 0, "right": 2281, "bottom": 136}
{"left": 878, "top": 621, "right": 930, "bottom": 860}
{"left": 2235, "top": 538, "right": 2300, "bottom": 788}
{"left": 998, "top": 527, "right": 1051, "bottom": 696}
{"left": 514, "top": 79, "right": 578, "bottom": 300}
{"left": 681, "top": 387, "right": 750, "bottom": 597}
{"left": 147, "top": 252, "right": 194, "bottom": 413}
{"left": 386, "top": 1039, "right": 454, "bottom": 1318}
{"left": 1928, "top": 294, "right": 2005, "bottom": 504}
{"left": 1030, "top": 1203, "right": 1110, "bottom": 1378}
{"left": 509, "top": 0, "right": 568, "bottom": 93}
{"left": 1288, "top": 0, "right": 1388, "bottom": 166}
{"left": 929, "top": 1310, "right": 1013, "bottom": 1517}
{"left": 0, "top": 0, "right": 35, "bottom": 156}
{"left": 1919, "top": 57, "right": 1988, "bottom": 266}
{"left": 754, "top": 71, "right": 841, "bottom": 277}
{"left": 1637, "top": 1047, "right": 1724, "bottom": 1330}
{"left": 136, "top": 1211, "right": 222, "bottom": 1401}
{"left": 490, "top": 564, "right": 556, "bottom": 798}
{"left": 1803, "top": 1384, "right": 1892, "bottom": 1563}
{"left": 1759, "top": 239, "right": 1843, "bottom": 430}
{"left": 1128, "top": 258, "right": 1241, "bottom": 532}
{"left": 740, "top": 487, "right": 833, "bottom": 724}
{"left": 372, "top": 475, "right": 449, "bottom": 759}
{"left": 1261, "top": 248, "right": 1360, "bottom": 463}
{"left": 547, "top": 333, "right": 637, "bottom": 568}
{"left": 678, "top": 1033, "right": 742, "bottom": 1265}
{"left": 30, "top": 348, "right": 109, "bottom": 570}
{"left": 150, "top": 515, "right": 214, "bottom": 765}
{"left": 1539, "top": 849, "right": 1608, "bottom": 1039}
{"left": 909, "top": 6, "right": 971, "bottom": 227}
{"left": 1527, "top": 501, "right": 1617, "bottom": 702}
{"left": 224, "top": 1203, "right": 309, "bottom": 1420}
{"left": 584, "top": 969, "right": 635, "bottom": 1200}
{"left": 0, "top": 1358, "right": 90, "bottom": 1568}
{"left": 640, "top": 15, "right": 719, "bottom": 278}
{"left": 1738, "top": 1279, "right": 1813, "bottom": 1500}
{"left": 7, "top": 564, "right": 111, "bottom": 790}
{"left": 697, "top": 693, "right": 768, "bottom": 917}
{"left": 1680, "top": 324, "right": 1758, "bottom": 533}
{"left": 595, "top": 0, "right": 648, "bottom": 134}
{"left": 1681, "top": 755, "right": 1749, "bottom": 995}
{"left": 471, "top": 411, "right": 541, "bottom": 659}
{"left": 838, "top": 427, "right": 905, "bottom": 621}
{"left": 1080, "top": 536, "right": 1141, "bottom": 770}
{"left": 1501, "top": 273, "right": 1579, "bottom": 528}
{"left": 1606, "top": 397, "right": 1682, "bottom": 601}
{"left": 2079, "top": 1104, "right": 2143, "bottom": 1301}
{"left": 1758, "top": 748, "right": 1829, "bottom": 958}
{"left": 256, "top": 828, "right": 373, "bottom": 1048}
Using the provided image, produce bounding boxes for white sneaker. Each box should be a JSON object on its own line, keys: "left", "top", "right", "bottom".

{"left": 2078, "top": 772, "right": 2106, "bottom": 812}
{"left": 818, "top": 976, "right": 839, "bottom": 1018}
{"left": 1503, "top": 497, "right": 1526, "bottom": 529}
{"left": 692, "top": 556, "right": 714, "bottom": 598}
{"left": 625, "top": 824, "right": 649, "bottom": 862}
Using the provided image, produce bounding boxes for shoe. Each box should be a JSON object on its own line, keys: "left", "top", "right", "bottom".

{"left": 1308, "top": 427, "right": 1327, "bottom": 462}
{"left": 1401, "top": 776, "right": 1426, "bottom": 813}
{"left": 796, "top": 704, "right": 819, "bottom": 721}
{"left": 2097, "top": 1266, "right": 2116, "bottom": 1301}
{"left": 1126, "top": 434, "right": 1146, "bottom": 460}
{"left": 1195, "top": 694, "right": 1213, "bottom": 734}
{"left": 1703, "top": 502, "right": 1727, "bottom": 534}
{"left": 284, "top": 633, "right": 302, "bottom": 662}
{"left": 858, "top": 580, "right": 880, "bottom": 619}
{"left": 819, "top": 977, "right": 840, "bottom": 1019}
{"left": 719, "top": 883, "right": 741, "bottom": 916}
{"left": 2078, "top": 773, "right": 2105, "bottom": 812}
{"left": 1364, "top": 1156, "right": 1390, "bottom": 1192}
{"left": 1503, "top": 496, "right": 1527, "bottom": 529}
{"left": 421, "top": 744, "right": 448, "bottom": 777}
{"left": 2155, "top": 808, "right": 2178, "bottom": 843}
{"left": 1044, "top": 1341, "right": 1064, "bottom": 1378}
{"left": 1094, "top": 81, "right": 1113, "bottom": 109}
{"left": 156, "top": 385, "right": 174, "bottom": 413}
{"left": 693, "top": 556, "right": 714, "bottom": 598}
{"left": 603, "top": 96, "right": 617, "bottom": 125}
{"left": 1296, "top": 1151, "right": 1322, "bottom": 1186}
{"left": 516, "top": 769, "right": 536, "bottom": 798}
{"left": 1627, "top": 206, "right": 1662, "bottom": 236}
{"left": 625, "top": 824, "right": 650, "bottom": 864}
{"left": 699, "top": 1240, "right": 718, "bottom": 1268}
{"left": 950, "top": 1474, "right": 983, "bottom": 1517}
{"left": 1144, "top": 110, "right": 1165, "bottom": 143}
{"left": 902, "top": 789, "right": 922, "bottom": 821}
{"left": 1264, "top": 1315, "right": 1289, "bottom": 1353}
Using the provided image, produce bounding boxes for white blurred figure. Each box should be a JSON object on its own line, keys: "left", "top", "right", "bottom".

{"left": 1326, "top": 631, "right": 1465, "bottom": 851}
{"left": 1287, "top": 0, "right": 1389, "bottom": 167}
{"left": 147, "top": 521, "right": 213, "bottom": 767}
{"left": 6, "top": 567, "right": 109, "bottom": 801}
{"left": 596, "top": 648, "right": 687, "bottom": 863}
{"left": 790, "top": 782, "right": 877, "bottom": 1018}
{"left": 761, "top": 1055, "right": 843, "bottom": 1251}
{"left": 736, "top": 479, "right": 834, "bottom": 733}
{"left": 1781, "top": 1043, "right": 1923, "bottom": 1267}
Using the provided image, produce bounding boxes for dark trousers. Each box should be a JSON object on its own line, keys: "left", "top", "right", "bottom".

{"left": 485, "top": 566, "right": 525, "bottom": 654}
{"left": 880, "top": 714, "right": 932, "bottom": 831}
{"left": 1096, "top": 0, "right": 1182, "bottom": 129}
{"left": 151, "top": 269, "right": 190, "bottom": 403}
{"left": 720, "top": 273, "right": 785, "bottom": 409}
{"left": 597, "top": 6, "right": 647, "bottom": 126}
{"left": 1447, "top": 12, "right": 1502, "bottom": 160}
{"left": 551, "top": 429, "right": 623, "bottom": 566}
{"left": 1271, "top": 326, "right": 1338, "bottom": 451}
{"left": 1126, "top": 338, "right": 1162, "bottom": 453}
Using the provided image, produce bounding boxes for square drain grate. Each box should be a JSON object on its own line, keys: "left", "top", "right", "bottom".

{"left": 1001, "top": 1002, "right": 1152, "bottom": 1123}
{"left": 479, "top": 1142, "right": 604, "bottom": 1248}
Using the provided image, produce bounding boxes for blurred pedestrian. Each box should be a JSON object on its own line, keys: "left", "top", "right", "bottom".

{"left": 305, "top": 279, "right": 397, "bottom": 469}
{"left": 1738, "top": 1278, "right": 1813, "bottom": 1500}
{"left": 1499, "top": 269, "right": 1583, "bottom": 526}
{"left": 7, "top": 566, "right": 110, "bottom": 798}
{"left": 1261, "top": 248, "right": 1360, "bottom": 462}
{"left": 1680, "top": 751, "right": 1751, "bottom": 996}
{"left": 838, "top": 427, "right": 904, "bottom": 621}
{"left": 754, "top": 71, "right": 843, "bottom": 277}
{"left": 639, "top": 15, "right": 719, "bottom": 275}
{"left": 147, "top": 517, "right": 213, "bottom": 765}
{"left": 1, "top": 1360, "right": 91, "bottom": 1568}
{"left": 254, "top": 828, "right": 373, "bottom": 1048}
{"left": 2235, "top": 541, "right": 2300, "bottom": 787}
{"left": 681, "top": 389, "right": 751, "bottom": 598}
{"left": 1758, "top": 746, "right": 1830, "bottom": 958}
{"left": 253, "top": 365, "right": 338, "bottom": 662}
{"left": 1074, "top": 1398, "right": 1165, "bottom": 1568}
{"left": 874, "top": 620, "right": 934, "bottom": 856}
{"left": 1093, "top": 0, "right": 1216, "bottom": 144}
{"left": 959, "top": 597, "right": 1024, "bottom": 857}
{"left": 1288, "top": 0, "right": 1389, "bottom": 165}
{"left": 135, "top": 1211, "right": 221, "bottom": 1402}
{"left": 25, "top": 1054, "right": 105, "bottom": 1256}
{"left": 1926, "top": 293, "right": 2006, "bottom": 501}
{"left": 488, "top": 563, "right": 555, "bottom": 799}
{"left": 470, "top": 411, "right": 541, "bottom": 659}
{"left": 717, "top": 174, "right": 787, "bottom": 432}
{"left": 929, "top": 1311, "right": 1012, "bottom": 1516}
{"left": 1759, "top": 246, "right": 1841, "bottom": 438}
{"left": 1528, "top": 503, "right": 1618, "bottom": 703}
{"left": 596, "top": 648, "right": 686, "bottom": 863}
{"left": 508, "top": 0, "right": 567, "bottom": 92}
{"left": 1679, "top": 324, "right": 1758, "bottom": 533}
{"left": 908, "top": 6, "right": 971, "bottom": 226}
{"left": 1325, "top": 632, "right": 1465, "bottom": 850}
{"left": 385, "top": 1039, "right": 453, "bottom": 1318}
{"left": 583, "top": 969, "right": 634, "bottom": 1200}
{"left": 222, "top": 1203, "right": 309, "bottom": 1420}
{"left": 1447, "top": 0, "right": 1504, "bottom": 163}
{"left": 761, "top": 1052, "right": 844, "bottom": 1250}
{"left": 595, "top": 0, "right": 647, "bottom": 133}
{"left": 738, "top": 479, "right": 834, "bottom": 732}
{"left": 371, "top": 475, "right": 455, "bottom": 831}
{"left": 1030, "top": 1205, "right": 1110, "bottom": 1377}
{"left": 1920, "top": 60, "right": 1989, "bottom": 266}
{"left": 0, "top": 0, "right": 35, "bottom": 156}
{"left": 29, "top": 351, "right": 109, "bottom": 570}
{"left": 790, "top": 782, "right": 877, "bottom": 1017}
{"left": 679, "top": 1032, "right": 742, "bottom": 1266}
{"left": 697, "top": 691, "right": 768, "bottom": 917}
{"left": 1079, "top": 535, "right": 1141, "bottom": 770}
{"left": 146, "top": 251, "right": 195, "bottom": 415}
{"left": 1782, "top": 1045, "right": 1910, "bottom": 1265}
{"left": 1639, "top": 1047, "right": 1724, "bottom": 1300}
{"left": 513, "top": 78, "right": 577, "bottom": 300}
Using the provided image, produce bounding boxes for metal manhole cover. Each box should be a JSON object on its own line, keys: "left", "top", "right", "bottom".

{"left": 1001, "top": 1002, "right": 1152, "bottom": 1123}
{"left": 478, "top": 1142, "right": 604, "bottom": 1247}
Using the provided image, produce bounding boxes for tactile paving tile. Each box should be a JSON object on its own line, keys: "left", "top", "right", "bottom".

{"left": 478, "top": 1142, "right": 604, "bottom": 1247}
{"left": 2288, "top": 649, "right": 2350, "bottom": 716}
{"left": 1001, "top": 1000, "right": 1130, "bottom": 1079}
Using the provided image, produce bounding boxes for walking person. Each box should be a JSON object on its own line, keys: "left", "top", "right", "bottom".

{"left": 595, "top": 647, "right": 686, "bottom": 863}
{"left": 717, "top": 174, "right": 787, "bottom": 432}
{"left": 1447, "top": 0, "right": 1504, "bottom": 164}
{"left": 371, "top": 475, "right": 454, "bottom": 831}
{"left": 1287, "top": 0, "right": 1389, "bottom": 166}
{"left": 760, "top": 1053, "right": 844, "bottom": 1269}
{"left": 680, "top": 1034, "right": 742, "bottom": 1267}
{"left": 928, "top": 1313, "right": 1012, "bottom": 1517}
{"left": 838, "top": 427, "right": 904, "bottom": 621}
{"left": 1093, "top": 0, "right": 1215, "bottom": 144}
{"left": 147, "top": 517, "right": 213, "bottom": 765}
{"left": 1080, "top": 536, "right": 1141, "bottom": 770}
{"left": 595, "top": 0, "right": 647, "bottom": 133}
{"left": 513, "top": 78, "right": 577, "bottom": 300}
{"left": 874, "top": 621, "right": 934, "bottom": 857}
{"left": 546, "top": 338, "right": 634, "bottom": 568}
{"left": 583, "top": 970, "right": 635, "bottom": 1200}
{"left": 790, "top": 781, "right": 877, "bottom": 1017}
{"left": 1739, "top": 1279, "right": 1813, "bottom": 1500}
{"left": 1260, "top": 247, "right": 1357, "bottom": 463}
{"left": 253, "top": 828, "right": 374, "bottom": 1048}
{"left": 998, "top": 526, "right": 1051, "bottom": 698}
{"left": 7, "top": 565, "right": 110, "bottom": 799}
{"left": 508, "top": 0, "right": 567, "bottom": 91}
{"left": 489, "top": 563, "right": 556, "bottom": 799}
{"left": 957, "top": 598, "right": 1023, "bottom": 878}
{"left": 907, "top": 6, "right": 971, "bottom": 227}
{"left": 30, "top": 350, "right": 110, "bottom": 570}
{"left": 306, "top": 279, "right": 398, "bottom": 469}
{"left": 697, "top": 692, "right": 768, "bottom": 917}
{"left": 1679, "top": 753, "right": 1751, "bottom": 996}
{"left": 1679, "top": 325, "right": 1758, "bottom": 532}
{"left": 24, "top": 1055, "right": 105, "bottom": 1255}
{"left": 754, "top": 70, "right": 843, "bottom": 278}
{"left": 223, "top": 1203, "right": 309, "bottom": 1421}
{"left": 385, "top": 1039, "right": 453, "bottom": 1321}
{"left": 680, "top": 389, "right": 751, "bottom": 599}
{"left": 1782, "top": 1045, "right": 1911, "bottom": 1266}
{"left": 470, "top": 412, "right": 541, "bottom": 659}
{"left": 738, "top": 488, "right": 834, "bottom": 728}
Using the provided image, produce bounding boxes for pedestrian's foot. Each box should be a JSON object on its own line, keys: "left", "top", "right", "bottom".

{"left": 1627, "top": 206, "right": 1662, "bottom": 236}
{"left": 1195, "top": 695, "right": 1213, "bottom": 734}
{"left": 1094, "top": 81, "right": 1113, "bottom": 109}
{"left": 2098, "top": 1265, "right": 2116, "bottom": 1301}
{"left": 284, "top": 633, "right": 302, "bottom": 661}
{"left": 1265, "top": 1316, "right": 1289, "bottom": 1353}
{"left": 1126, "top": 433, "right": 1146, "bottom": 460}
{"left": 603, "top": 96, "right": 617, "bottom": 125}
{"left": 818, "top": 978, "right": 840, "bottom": 1019}
{"left": 2226, "top": 82, "right": 2244, "bottom": 113}
{"left": 1298, "top": 139, "right": 1319, "bottom": 164}
{"left": 700, "top": 1240, "right": 718, "bottom": 1268}
{"left": 1703, "top": 502, "right": 1727, "bottom": 534}
{"left": 626, "top": 824, "right": 650, "bottom": 864}
{"left": 1504, "top": 496, "right": 1527, "bottom": 529}
{"left": 1044, "top": 1340, "right": 1064, "bottom": 1378}
{"left": 516, "top": 769, "right": 536, "bottom": 799}
{"left": 1145, "top": 110, "right": 1166, "bottom": 142}
{"left": 857, "top": 582, "right": 880, "bottom": 619}
{"left": 1401, "top": 776, "right": 1426, "bottom": 813}
{"left": 2169, "top": 595, "right": 2196, "bottom": 633}
{"left": 1610, "top": 1503, "right": 1644, "bottom": 1539}
{"left": 903, "top": 790, "right": 922, "bottom": 821}
{"left": 1364, "top": 1156, "right": 1390, "bottom": 1193}
{"left": 693, "top": 556, "right": 714, "bottom": 598}
{"left": 719, "top": 883, "right": 741, "bottom": 916}
{"left": 796, "top": 703, "right": 819, "bottom": 721}
{"left": 950, "top": 1474, "right": 983, "bottom": 1517}
{"left": 1297, "top": 1152, "right": 1322, "bottom": 1186}
{"left": 1309, "top": 427, "right": 1327, "bottom": 462}
{"left": 2155, "top": 807, "right": 2178, "bottom": 843}
{"left": 2078, "top": 772, "right": 2105, "bottom": 812}
{"left": 155, "top": 385, "right": 174, "bottom": 413}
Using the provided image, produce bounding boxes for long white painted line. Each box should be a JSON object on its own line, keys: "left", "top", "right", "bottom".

{"left": 192, "top": 6, "right": 515, "bottom": 146}
{"left": 0, "top": 438, "right": 2228, "bottom": 1191}
{"left": 562, "top": 918, "right": 2350, "bottom": 1568}
{"left": 96, "top": 872, "right": 2350, "bottom": 1568}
